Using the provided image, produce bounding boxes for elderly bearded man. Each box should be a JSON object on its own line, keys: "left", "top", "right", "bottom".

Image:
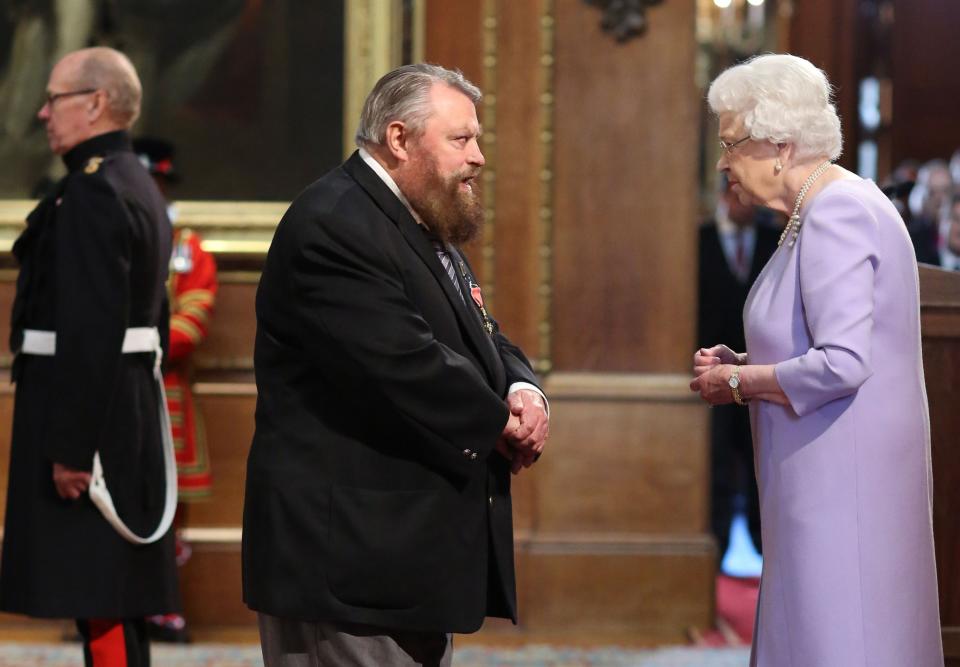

{"left": 0, "top": 48, "right": 179, "bottom": 667}
{"left": 243, "top": 64, "right": 549, "bottom": 667}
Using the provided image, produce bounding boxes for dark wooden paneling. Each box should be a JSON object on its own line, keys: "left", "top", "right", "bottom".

{"left": 891, "top": 0, "right": 960, "bottom": 164}
{"left": 423, "top": 1, "right": 489, "bottom": 294}
{"left": 486, "top": 0, "right": 549, "bottom": 356}
{"left": 925, "top": 338, "right": 960, "bottom": 625}
{"left": 791, "top": 0, "right": 960, "bottom": 169}
{"left": 194, "top": 279, "right": 258, "bottom": 373}
{"left": 424, "top": 1, "right": 485, "bottom": 86}
{"left": 787, "top": 0, "right": 859, "bottom": 172}
{"left": 920, "top": 265, "right": 960, "bottom": 660}
{"left": 181, "top": 387, "right": 256, "bottom": 527}
{"left": 180, "top": 541, "right": 255, "bottom": 627}
{"left": 535, "top": 376, "right": 709, "bottom": 534}
{"left": 137, "top": 531, "right": 717, "bottom": 641}
{"left": 519, "top": 548, "right": 713, "bottom": 642}
{"left": 946, "top": 628, "right": 960, "bottom": 667}
{"left": 551, "top": 0, "right": 698, "bottom": 372}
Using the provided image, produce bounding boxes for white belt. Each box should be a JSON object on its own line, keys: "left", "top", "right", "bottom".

{"left": 19, "top": 327, "right": 177, "bottom": 545}
{"left": 21, "top": 327, "right": 161, "bottom": 355}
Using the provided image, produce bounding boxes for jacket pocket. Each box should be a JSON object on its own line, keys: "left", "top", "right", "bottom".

{"left": 327, "top": 485, "right": 450, "bottom": 610}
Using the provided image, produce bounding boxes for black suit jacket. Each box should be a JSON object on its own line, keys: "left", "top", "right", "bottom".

{"left": 697, "top": 222, "right": 779, "bottom": 352}
{"left": 242, "top": 152, "right": 540, "bottom": 633}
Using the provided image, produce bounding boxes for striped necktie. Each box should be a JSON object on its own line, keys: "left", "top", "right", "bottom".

{"left": 430, "top": 239, "right": 466, "bottom": 304}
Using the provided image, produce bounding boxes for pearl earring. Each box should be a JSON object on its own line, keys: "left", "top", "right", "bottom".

{"left": 775, "top": 159, "right": 783, "bottom": 174}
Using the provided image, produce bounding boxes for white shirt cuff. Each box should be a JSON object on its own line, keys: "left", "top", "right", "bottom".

{"left": 507, "top": 382, "right": 549, "bottom": 416}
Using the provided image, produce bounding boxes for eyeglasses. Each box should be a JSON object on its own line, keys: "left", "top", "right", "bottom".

{"left": 45, "top": 89, "right": 98, "bottom": 106}
{"left": 719, "top": 135, "right": 751, "bottom": 154}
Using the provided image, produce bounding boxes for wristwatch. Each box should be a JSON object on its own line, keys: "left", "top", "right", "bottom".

{"left": 728, "top": 366, "right": 748, "bottom": 406}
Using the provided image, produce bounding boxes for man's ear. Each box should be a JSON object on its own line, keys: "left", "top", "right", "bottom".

{"left": 86, "top": 90, "right": 109, "bottom": 125}
{"left": 384, "top": 121, "right": 410, "bottom": 162}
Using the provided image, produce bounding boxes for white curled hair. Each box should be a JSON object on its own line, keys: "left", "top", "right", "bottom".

{"left": 708, "top": 54, "right": 842, "bottom": 162}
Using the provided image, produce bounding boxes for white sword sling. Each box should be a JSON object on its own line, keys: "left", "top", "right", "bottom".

{"left": 20, "top": 327, "right": 177, "bottom": 545}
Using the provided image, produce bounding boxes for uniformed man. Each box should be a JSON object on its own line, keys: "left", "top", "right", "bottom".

{"left": 0, "top": 47, "right": 180, "bottom": 667}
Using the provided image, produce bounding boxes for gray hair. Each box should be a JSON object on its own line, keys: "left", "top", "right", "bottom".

{"left": 75, "top": 47, "right": 142, "bottom": 128}
{"left": 708, "top": 54, "right": 842, "bottom": 162}
{"left": 355, "top": 63, "right": 482, "bottom": 148}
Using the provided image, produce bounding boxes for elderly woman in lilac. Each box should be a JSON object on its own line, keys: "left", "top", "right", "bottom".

{"left": 690, "top": 54, "right": 943, "bottom": 667}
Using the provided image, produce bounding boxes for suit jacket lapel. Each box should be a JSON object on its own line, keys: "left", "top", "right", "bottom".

{"left": 344, "top": 153, "right": 462, "bottom": 304}
{"left": 446, "top": 244, "right": 505, "bottom": 389}
{"left": 343, "top": 152, "right": 503, "bottom": 385}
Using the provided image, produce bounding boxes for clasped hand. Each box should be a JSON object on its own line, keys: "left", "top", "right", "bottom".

{"left": 496, "top": 389, "right": 549, "bottom": 474}
{"left": 689, "top": 344, "right": 744, "bottom": 406}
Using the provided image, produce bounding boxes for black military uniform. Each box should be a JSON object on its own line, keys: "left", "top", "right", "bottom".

{"left": 0, "top": 131, "right": 180, "bottom": 625}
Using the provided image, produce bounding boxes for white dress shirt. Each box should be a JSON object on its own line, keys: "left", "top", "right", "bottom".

{"left": 715, "top": 201, "right": 756, "bottom": 284}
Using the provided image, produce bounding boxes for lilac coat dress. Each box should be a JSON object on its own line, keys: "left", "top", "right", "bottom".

{"left": 743, "top": 178, "right": 943, "bottom": 666}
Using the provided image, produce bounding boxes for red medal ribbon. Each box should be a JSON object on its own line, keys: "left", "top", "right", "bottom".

{"left": 470, "top": 285, "right": 483, "bottom": 309}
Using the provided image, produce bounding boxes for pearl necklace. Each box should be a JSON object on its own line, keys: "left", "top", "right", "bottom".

{"left": 778, "top": 160, "right": 833, "bottom": 247}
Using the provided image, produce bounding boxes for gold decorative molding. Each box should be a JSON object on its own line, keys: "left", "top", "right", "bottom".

{"left": 180, "top": 527, "right": 243, "bottom": 543}
{"left": 218, "top": 271, "right": 266, "bottom": 285}
{"left": 537, "top": 1, "right": 556, "bottom": 374}
{"left": 343, "top": 0, "right": 406, "bottom": 159}
{"left": 193, "top": 355, "right": 255, "bottom": 371}
{"left": 524, "top": 532, "right": 714, "bottom": 556}
{"left": 409, "top": 0, "right": 426, "bottom": 63}
{"left": 174, "top": 201, "right": 287, "bottom": 255}
{"left": 0, "top": 200, "right": 32, "bottom": 254}
{"left": 481, "top": 0, "right": 498, "bottom": 308}
{"left": 0, "top": 200, "right": 287, "bottom": 256}
{"left": 193, "top": 382, "right": 257, "bottom": 396}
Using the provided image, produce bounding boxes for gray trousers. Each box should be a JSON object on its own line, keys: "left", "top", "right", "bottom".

{"left": 258, "top": 613, "right": 453, "bottom": 667}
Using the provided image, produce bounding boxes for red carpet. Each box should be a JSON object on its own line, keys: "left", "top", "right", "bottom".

{"left": 692, "top": 575, "right": 760, "bottom": 647}
{"left": 717, "top": 574, "right": 760, "bottom": 642}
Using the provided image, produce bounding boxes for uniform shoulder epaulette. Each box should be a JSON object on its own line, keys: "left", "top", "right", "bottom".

{"left": 84, "top": 156, "right": 104, "bottom": 174}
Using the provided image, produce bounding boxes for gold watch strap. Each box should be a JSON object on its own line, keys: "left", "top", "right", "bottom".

{"left": 731, "top": 366, "right": 748, "bottom": 406}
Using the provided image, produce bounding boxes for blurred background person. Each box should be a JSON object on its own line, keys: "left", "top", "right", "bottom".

{"left": 907, "top": 159, "right": 953, "bottom": 266}
{"left": 880, "top": 158, "right": 918, "bottom": 224}
{"left": 697, "top": 176, "right": 778, "bottom": 571}
{"left": 946, "top": 193, "right": 960, "bottom": 270}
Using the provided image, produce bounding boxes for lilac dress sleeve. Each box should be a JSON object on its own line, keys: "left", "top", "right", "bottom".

{"left": 774, "top": 191, "right": 879, "bottom": 417}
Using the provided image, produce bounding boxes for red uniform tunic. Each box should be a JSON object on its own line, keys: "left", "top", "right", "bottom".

{"left": 165, "top": 228, "right": 217, "bottom": 499}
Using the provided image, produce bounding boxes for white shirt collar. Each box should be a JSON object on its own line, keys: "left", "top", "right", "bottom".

{"left": 358, "top": 147, "right": 426, "bottom": 227}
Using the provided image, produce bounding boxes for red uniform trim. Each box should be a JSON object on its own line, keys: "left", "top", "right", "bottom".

{"left": 87, "top": 619, "right": 128, "bottom": 667}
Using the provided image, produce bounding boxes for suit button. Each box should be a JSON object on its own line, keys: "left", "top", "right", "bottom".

{"left": 463, "top": 449, "right": 473, "bottom": 458}
{"left": 470, "top": 452, "right": 478, "bottom": 461}
{"left": 488, "top": 496, "right": 494, "bottom": 506}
